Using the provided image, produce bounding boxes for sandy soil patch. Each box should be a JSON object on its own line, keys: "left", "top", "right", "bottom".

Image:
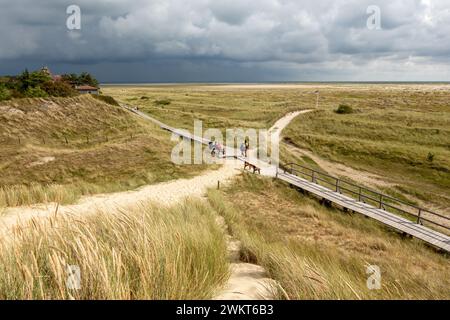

{"left": 26, "top": 156, "right": 56, "bottom": 168}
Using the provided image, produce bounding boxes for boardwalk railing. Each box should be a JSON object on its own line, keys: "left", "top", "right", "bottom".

{"left": 282, "top": 163, "right": 450, "bottom": 232}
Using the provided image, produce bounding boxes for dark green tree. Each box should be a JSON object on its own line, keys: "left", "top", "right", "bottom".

{"left": 79, "top": 72, "right": 99, "bottom": 87}
{"left": 29, "top": 70, "right": 52, "bottom": 87}
{"left": 18, "top": 69, "right": 31, "bottom": 90}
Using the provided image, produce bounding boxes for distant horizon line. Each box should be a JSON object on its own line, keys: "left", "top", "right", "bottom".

{"left": 101, "top": 81, "right": 450, "bottom": 86}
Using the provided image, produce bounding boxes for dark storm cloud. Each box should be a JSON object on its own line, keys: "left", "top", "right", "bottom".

{"left": 0, "top": 0, "right": 449, "bottom": 81}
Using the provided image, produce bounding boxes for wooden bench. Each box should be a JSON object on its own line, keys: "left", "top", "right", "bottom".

{"left": 244, "top": 161, "right": 261, "bottom": 174}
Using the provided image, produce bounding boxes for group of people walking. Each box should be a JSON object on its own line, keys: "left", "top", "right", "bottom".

{"left": 208, "top": 139, "right": 250, "bottom": 158}
{"left": 208, "top": 141, "right": 225, "bottom": 157}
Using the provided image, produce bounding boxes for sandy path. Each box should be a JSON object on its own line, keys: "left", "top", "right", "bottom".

{"left": 213, "top": 216, "right": 278, "bottom": 300}
{"left": 246, "top": 110, "right": 313, "bottom": 177}
{"left": 0, "top": 110, "right": 310, "bottom": 237}
{"left": 0, "top": 162, "right": 240, "bottom": 237}
{"left": 213, "top": 110, "right": 314, "bottom": 300}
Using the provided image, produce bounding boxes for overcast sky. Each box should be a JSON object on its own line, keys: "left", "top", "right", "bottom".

{"left": 0, "top": 0, "right": 449, "bottom": 82}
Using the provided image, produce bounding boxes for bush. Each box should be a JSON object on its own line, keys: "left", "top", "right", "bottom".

{"left": 154, "top": 99, "right": 171, "bottom": 106}
{"left": 9, "top": 89, "right": 25, "bottom": 99}
{"left": 41, "top": 81, "right": 78, "bottom": 97}
{"left": 335, "top": 104, "right": 353, "bottom": 114}
{"left": 0, "top": 85, "right": 11, "bottom": 101}
{"left": 18, "top": 69, "right": 52, "bottom": 91}
{"left": 92, "top": 94, "right": 120, "bottom": 106}
{"left": 427, "top": 152, "right": 435, "bottom": 163}
{"left": 24, "top": 86, "right": 48, "bottom": 98}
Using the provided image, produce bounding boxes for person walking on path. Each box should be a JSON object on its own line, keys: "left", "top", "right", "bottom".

{"left": 244, "top": 139, "right": 250, "bottom": 158}
{"left": 240, "top": 142, "right": 246, "bottom": 157}
{"left": 216, "top": 142, "right": 223, "bottom": 157}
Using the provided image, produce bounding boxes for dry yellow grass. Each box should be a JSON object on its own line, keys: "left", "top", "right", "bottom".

{"left": 0, "top": 199, "right": 229, "bottom": 299}
{"left": 208, "top": 173, "right": 450, "bottom": 300}
{"left": 0, "top": 95, "right": 212, "bottom": 207}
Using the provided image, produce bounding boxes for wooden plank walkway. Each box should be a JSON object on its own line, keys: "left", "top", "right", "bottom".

{"left": 277, "top": 171, "right": 450, "bottom": 252}
{"left": 123, "top": 105, "right": 450, "bottom": 253}
{"left": 125, "top": 105, "right": 241, "bottom": 157}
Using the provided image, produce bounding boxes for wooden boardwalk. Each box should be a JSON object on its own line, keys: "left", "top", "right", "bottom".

{"left": 123, "top": 105, "right": 450, "bottom": 253}
{"left": 277, "top": 171, "right": 450, "bottom": 253}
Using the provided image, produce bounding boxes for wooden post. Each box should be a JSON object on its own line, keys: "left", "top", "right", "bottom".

{"left": 65, "top": 136, "right": 68, "bottom": 144}
{"left": 358, "top": 187, "right": 362, "bottom": 202}
{"left": 379, "top": 194, "right": 383, "bottom": 209}
{"left": 417, "top": 209, "right": 422, "bottom": 224}
{"left": 217, "top": 180, "right": 220, "bottom": 190}
{"left": 335, "top": 179, "right": 339, "bottom": 193}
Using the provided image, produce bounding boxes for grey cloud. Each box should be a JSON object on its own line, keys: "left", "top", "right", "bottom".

{"left": 0, "top": 0, "right": 449, "bottom": 81}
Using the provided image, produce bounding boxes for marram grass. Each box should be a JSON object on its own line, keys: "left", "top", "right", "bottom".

{"left": 0, "top": 199, "right": 229, "bottom": 299}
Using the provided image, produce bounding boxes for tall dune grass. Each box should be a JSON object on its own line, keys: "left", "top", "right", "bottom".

{"left": 207, "top": 175, "right": 450, "bottom": 300}
{"left": 0, "top": 199, "right": 229, "bottom": 299}
{"left": 0, "top": 183, "right": 81, "bottom": 208}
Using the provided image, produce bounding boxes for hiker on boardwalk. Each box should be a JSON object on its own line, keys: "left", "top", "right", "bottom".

{"left": 244, "top": 139, "right": 250, "bottom": 157}
{"left": 240, "top": 142, "right": 246, "bottom": 157}
{"left": 215, "top": 142, "right": 223, "bottom": 157}
{"left": 209, "top": 141, "right": 216, "bottom": 157}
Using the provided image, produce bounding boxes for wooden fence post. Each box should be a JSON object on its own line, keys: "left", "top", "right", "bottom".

{"left": 417, "top": 209, "right": 422, "bottom": 224}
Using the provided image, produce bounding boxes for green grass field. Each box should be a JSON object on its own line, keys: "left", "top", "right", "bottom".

{"left": 281, "top": 85, "right": 450, "bottom": 214}
{"left": 102, "top": 85, "right": 307, "bottom": 132}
